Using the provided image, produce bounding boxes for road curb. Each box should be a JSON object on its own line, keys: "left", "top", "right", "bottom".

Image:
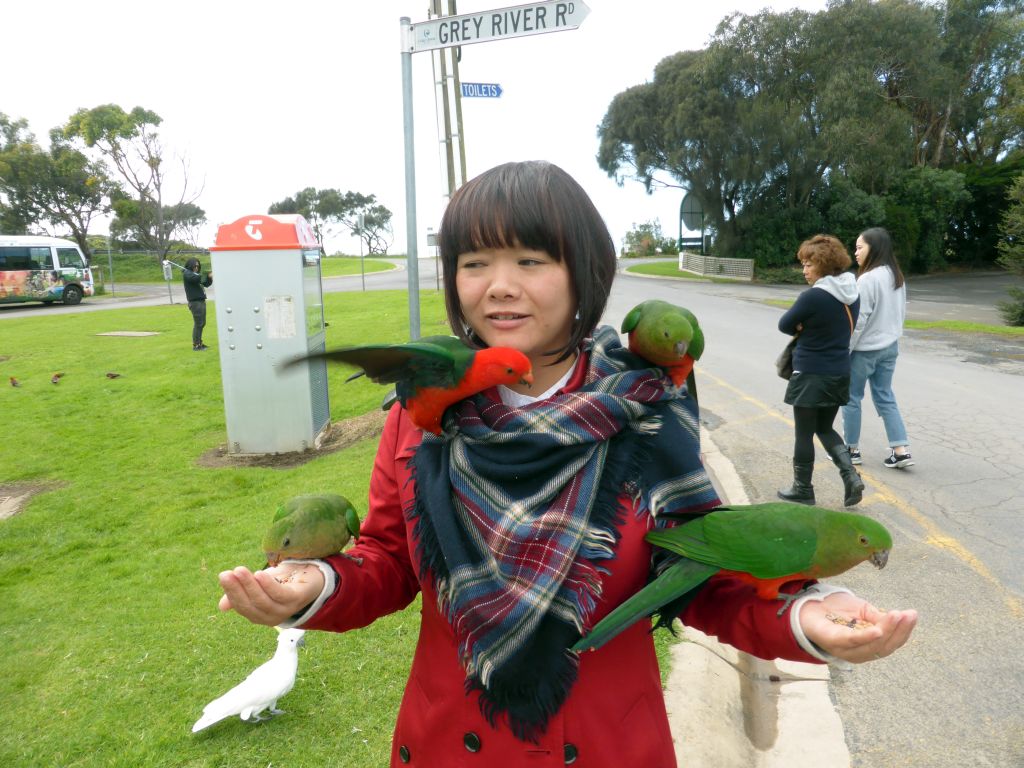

{"left": 661, "top": 428, "right": 851, "bottom": 767}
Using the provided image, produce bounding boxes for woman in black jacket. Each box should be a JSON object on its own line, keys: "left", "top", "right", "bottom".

{"left": 777, "top": 235, "right": 865, "bottom": 507}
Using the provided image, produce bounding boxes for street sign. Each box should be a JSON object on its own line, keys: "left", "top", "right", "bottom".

{"left": 399, "top": 1, "right": 590, "bottom": 338}
{"left": 408, "top": 1, "right": 590, "bottom": 53}
{"left": 461, "top": 82, "right": 503, "bottom": 98}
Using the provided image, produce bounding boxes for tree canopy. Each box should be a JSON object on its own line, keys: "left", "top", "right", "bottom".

{"left": 59, "top": 104, "right": 205, "bottom": 256}
{"left": 269, "top": 188, "right": 394, "bottom": 255}
{"left": 0, "top": 114, "right": 114, "bottom": 257}
{"left": 598, "top": 0, "right": 1024, "bottom": 270}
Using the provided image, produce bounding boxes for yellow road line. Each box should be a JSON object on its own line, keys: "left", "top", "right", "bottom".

{"left": 701, "top": 368, "right": 1023, "bottom": 619}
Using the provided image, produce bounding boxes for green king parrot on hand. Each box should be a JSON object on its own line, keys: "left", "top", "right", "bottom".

{"left": 621, "top": 300, "right": 704, "bottom": 393}
{"left": 286, "top": 335, "right": 533, "bottom": 435}
{"left": 262, "top": 494, "right": 362, "bottom": 567}
{"left": 573, "top": 502, "right": 892, "bottom": 653}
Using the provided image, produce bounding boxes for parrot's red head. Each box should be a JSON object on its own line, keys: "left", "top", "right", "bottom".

{"left": 470, "top": 347, "right": 534, "bottom": 390}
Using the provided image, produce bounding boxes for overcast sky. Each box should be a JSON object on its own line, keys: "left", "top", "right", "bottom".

{"left": 5, "top": 0, "right": 827, "bottom": 255}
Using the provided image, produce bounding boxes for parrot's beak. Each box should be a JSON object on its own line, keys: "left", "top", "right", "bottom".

{"left": 297, "top": 635, "right": 306, "bottom": 648}
{"left": 674, "top": 341, "right": 688, "bottom": 358}
{"left": 520, "top": 371, "right": 534, "bottom": 388}
{"left": 870, "top": 550, "right": 889, "bottom": 569}
{"left": 266, "top": 553, "right": 281, "bottom": 567}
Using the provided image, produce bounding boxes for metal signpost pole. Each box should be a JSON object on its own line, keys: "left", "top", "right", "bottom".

{"left": 107, "top": 233, "right": 115, "bottom": 298}
{"left": 358, "top": 214, "right": 366, "bottom": 291}
{"left": 400, "top": 16, "right": 422, "bottom": 340}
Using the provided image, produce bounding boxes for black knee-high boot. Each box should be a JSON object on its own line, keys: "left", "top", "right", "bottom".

{"left": 826, "top": 444, "right": 865, "bottom": 506}
{"left": 777, "top": 460, "right": 815, "bottom": 505}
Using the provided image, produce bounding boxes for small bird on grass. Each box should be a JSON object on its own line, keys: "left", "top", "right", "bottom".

{"left": 262, "top": 494, "right": 362, "bottom": 567}
{"left": 105, "top": 372, "right": 121, "bottom": 379}
{"left": 9, "top": 376, "right": 21, "bottom": 388}
{"left": 51, "top": 372, "right": 64, "bottom": 384}
{"left": 286, "top": 335, "right": 533, "bottom": 435}
{"left": 191, "top": 628, "right": 305, "bottom": 733}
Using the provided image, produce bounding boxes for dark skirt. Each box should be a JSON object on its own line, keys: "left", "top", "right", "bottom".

{"left": 784, "top": 372, "right": 850, "bottom": 408}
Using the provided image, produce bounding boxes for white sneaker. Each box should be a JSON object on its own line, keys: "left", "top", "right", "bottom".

{"left": 883, "top": 450, "right": 914, "bottom": 469}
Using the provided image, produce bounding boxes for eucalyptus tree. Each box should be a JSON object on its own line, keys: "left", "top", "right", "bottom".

{"left": 269, "top": 188, "right": 393, "bottom": 254}
{"left": 0, "top": 112, "right": 114, "bottom": 256}
{"left": 59, "top": 104, "right": 205, "bottom": 258}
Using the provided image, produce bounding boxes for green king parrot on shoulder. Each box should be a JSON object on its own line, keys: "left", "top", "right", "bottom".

{"left": 572, "top": 502, "right": 892, "bottom": 653}
{"left": 287, "top": 335, "right": 533, "bottom": 434}
{"left": 262, "top": 494, "right": 362, "bottom": 567}
{"left": 621, "top": 300, "right": 704, "bottom": 393}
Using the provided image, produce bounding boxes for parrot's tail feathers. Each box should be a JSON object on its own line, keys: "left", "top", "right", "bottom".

{"left": 571, "top": 559, "right": 715, "bottom": 653}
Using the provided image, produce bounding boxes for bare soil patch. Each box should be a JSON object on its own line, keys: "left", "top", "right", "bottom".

{"left": 0, "top": 481, "right": 67, "bottom": 520}
{"left": 196, "top": 408, "right": 389, "bottom": 469}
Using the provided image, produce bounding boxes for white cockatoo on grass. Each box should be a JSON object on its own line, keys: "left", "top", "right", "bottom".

{"left": 192, "top": 628, "right": 305, "bottom": 733}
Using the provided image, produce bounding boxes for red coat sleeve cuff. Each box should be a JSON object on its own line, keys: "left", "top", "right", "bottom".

{"left": 680, "top": 574, "right": 821, "bottom": 664}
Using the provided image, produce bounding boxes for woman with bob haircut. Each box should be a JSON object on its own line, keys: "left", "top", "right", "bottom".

{"left": 217, "top": 164, "right": 917, "bottom": 767}
{"left": 778, "top": 235, "right": 866, "bottom": 507}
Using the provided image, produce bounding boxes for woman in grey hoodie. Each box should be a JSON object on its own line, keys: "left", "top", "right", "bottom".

{"left": 842, "top": 227, "right": 914, "bottom": 469}
{"left": 777, "top": 235, "right": 864, "bottom": 507}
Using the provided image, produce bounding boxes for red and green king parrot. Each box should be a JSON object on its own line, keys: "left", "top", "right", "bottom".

{"left": 621, "top": 300, "right": 704, "bottom": 395}
{"left": 289, "top": 335, "right": 533, "bottom": 435}
{"left": 573, "top": 502, "right": 892, "bottom": 653}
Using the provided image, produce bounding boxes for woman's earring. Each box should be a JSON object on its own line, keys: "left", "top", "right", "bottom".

{"left": 574, "top": 310, "right": 581, "bottom": 321}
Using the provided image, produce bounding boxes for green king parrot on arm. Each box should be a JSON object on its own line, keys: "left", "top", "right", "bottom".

{"left": 573, "top": 502, "right": 892, "bottom": 653}
{"left": 621, "top": 300, "right": 704, "bottom": 394}
{"left": 262, "top": 494, "right": 362, "bottom": 567}
{"left": 286, "top": 335, "right": 533, "bottom": 435}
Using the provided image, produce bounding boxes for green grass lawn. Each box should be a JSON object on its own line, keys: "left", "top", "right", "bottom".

{"left": 319, "top": 256, "right": 396, "bottom": 279}
{"left": 0, "top": 292, "right": 676, "bottom": 766}
{"left": 622, "top": 259, "right": 747, "bottom": 283}
{"left": 92, "top": 253, "right": 395, "bottom": 284}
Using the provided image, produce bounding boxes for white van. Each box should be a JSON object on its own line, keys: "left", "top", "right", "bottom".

{"left": 0, "top": 235, "right": 94, "bottom": 305}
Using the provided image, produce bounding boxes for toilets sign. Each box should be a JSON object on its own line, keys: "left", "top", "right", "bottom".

{"left": 461, "top": 82, "right": 504, "bottom": 98}
{"left": 408, "top": 1, "right": 590, "bottom": 53}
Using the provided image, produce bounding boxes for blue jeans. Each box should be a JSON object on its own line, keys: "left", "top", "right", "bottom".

{"left": 842, "top": 341, "right": 908, "bottom": 448}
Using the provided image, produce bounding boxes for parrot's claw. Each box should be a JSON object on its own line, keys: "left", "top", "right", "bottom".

{"left": 775, "top": 590, "right": 802, "bottom": 616}
{"left": 268, "top": 708, "right": 286, "bottom": 716}
{"left": 341, "top": 553, "right": 364, "bottom": 566}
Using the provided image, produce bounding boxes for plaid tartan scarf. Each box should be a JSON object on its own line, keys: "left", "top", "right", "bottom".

{"left": 409, "top": 325, "right": 720, "bottom": 741}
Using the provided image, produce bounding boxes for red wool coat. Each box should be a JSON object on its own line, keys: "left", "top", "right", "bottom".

{"left": 306, "top": 401, "right": 819, "bottom": 768}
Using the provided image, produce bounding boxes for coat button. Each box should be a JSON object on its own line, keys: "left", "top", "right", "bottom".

{"left": 463, "top": 731, "right": 482, "bottom": 752}
{"left": 564, "top": 743, "right": 579, "bottom": 764}
{"left": 398, "top": 745, "right": 411, "bottom": 763}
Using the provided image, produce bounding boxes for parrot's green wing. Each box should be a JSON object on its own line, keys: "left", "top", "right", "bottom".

{"left": 270, "top": 503, "right": 293, "bottom": 524}
{"left": 287, "top": 336, "right": 473, "bottom": 385}
{"left": 677, "top": 306, "right": 704, "bottom": 361}
{"left": 344, "top": 506, "right": 361, "bottom": 538}
{"left": 285, "top": 335, "right": 478, "bottom": 407}
{"left": 620, "top": 303, "right": 645, "bottom": 334}
{"left": 645, "top": 504, "right": 821, "bottom": 579}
